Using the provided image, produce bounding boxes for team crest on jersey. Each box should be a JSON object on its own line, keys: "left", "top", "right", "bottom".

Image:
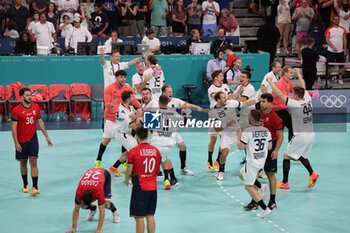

{"left": 33, "top": 110, "right": 36, "bottom": 116}
{"left": 143, "top": 111, "right": 161, "bottom": 129}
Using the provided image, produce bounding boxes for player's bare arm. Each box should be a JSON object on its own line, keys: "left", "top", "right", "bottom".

{"left": 37, "top": 118, "right": 53, "bottom": 146}
{"left": 293, "top": 68, "right": 306, "bottom": 89}
{"left": 99, "top": 46, "right": 106, "bottom": 66}
{"left": 66, "top": 204, "right": 80, "bottom": 233}
{"left": 94, "top": 204, "right": 105, "bottom": 233}
{"left": 236, "top": 129, "right": 246, "bottom": 150}
{"left": 267, "top": 77, "right": 288, "bottom": 103}
{"left": 123, "top": 164, "right": 133, "bottom": 186}
{"left": 272, "top": 130, "right": 284, "bottom": 160}
{"left": 11, "top": 121, "right": 22, "bottom": 152}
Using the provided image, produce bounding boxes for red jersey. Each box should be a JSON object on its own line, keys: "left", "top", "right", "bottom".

{"left": 104, "top": 82, "right": 140, "bottom": 122}
{"left": 11, "top": 103, "right": 41, "bottom": 143}
{"left": 75, "top": 168, "right": 107, "bottom": 205}
{"left": 128, "top": 143, "right": 161, "bottom": 191}
{"left": 271, "top": 77, "right": 294, "bottom": 111}
{"left": 226, "top": 53, "right": 239, "bottom": 68}
{"left": 259, "top": 110, "right": 283, "bottom": 141}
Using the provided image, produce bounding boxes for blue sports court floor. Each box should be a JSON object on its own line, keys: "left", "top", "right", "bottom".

{"left": 0, "top": 121, "right": 349, "bottom": 233}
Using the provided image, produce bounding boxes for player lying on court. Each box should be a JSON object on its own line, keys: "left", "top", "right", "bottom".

{"left": 236, "top": 109, "right": 273, "bottom": 218}
{"left": 66, "top": 168, "right": 120, "bottom": 233}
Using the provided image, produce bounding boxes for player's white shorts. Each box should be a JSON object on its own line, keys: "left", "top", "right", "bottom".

{"left": 208, "top": 127, "right": 218, "bottom": 136}
{"left": 102, "top": 120, "right": 116, "bottom": 139}
{"left": 149, "top": 133, "right": 176, "bottom": 162}
{"left": 285, "top": 132, "right": 315, "bottom": 160}
{"left": 174, "top": 132, "right": 184, "bottom": 145}
{"left": 115, "top": 131, "right": 138, "bottom": 151}
{"left": 220, "top": 132, "right": 236, "bottom": 150}
{"left": 240, "top": 162, "right": 261, "bottom": 186}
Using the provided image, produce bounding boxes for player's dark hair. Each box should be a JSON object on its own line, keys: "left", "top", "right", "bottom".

{"left": 147, "top": 55, "right": 158, "bottom": 65}
{"left": 115, "top": 69, "right": 127, "bottom": 77}
{"left": 159, "top": 95, "right": 169, "bottom": 105}
{"left": 214, "top": 91, "right": 224, "bottom": 101}
{"left": 161, "top": 84, "right": 171, "bottom": 93}
{"left": 211, "top": 70, "right": 222, "bottom": 80}
{"left": 260, "top": 93, "right": 273, "bottom": 103}
{"left": 241, "top": 70, "right": 251, "bottom": 79}
{"left": 250, "top": 109, "right": 261, "bottom": 122}
{"left": 111, "top": 50, "right": 120, "bottom": 56}
{"left": 141, "top": 87, "right": 151, "bottom": 93}
{"left": 136, "top": 127, "right": 148, "bottom": 140}
{"left": 121, "top": 91, "right": 133, "bottom": 102}
{"left": 82, "top": 190, "right": 94, "bottom": 206}
{"left": 19, "top": 87, "right": 31, "bottom": 96}
{"left": 224, "top": 44, "right": 233, "bottom": 51}
{"left": 293, "top": 86, "right": 305, "bottom": 98}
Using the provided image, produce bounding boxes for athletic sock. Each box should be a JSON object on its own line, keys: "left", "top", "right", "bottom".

{"left": 179, "top": 150, "right": 186, "bottom": 169}
{"left": 164, "top": 170, "right": 169, "bottom": 181}
{"left": 208, "top": 151, "right": 213, "bottom": 165}
{"left": 22, "top": 174, "right": 28, "bottom": 186}
{"left": 88, "top": 204, "right": 97, "bottom": 211}
{"left": 113, "top": 159, "right": 122, "bottom": 169}
{"left": 270, "top": 194, "right": 276, "bottom": 203}
{"left": 97, "top": 143, "right": 107, "bottom": 161}
{"left": 32, "top": 176, "right": 38, "bottom": 189}
{"left": 219, "top": 162, "right": 225, "bottom": 172}
{"left": 169, "top": 168, "right": 176, "bottom": 180}
{"left": 299, "top": 157, "right": 313, "bottom": 175}
{"left": 107, "top": 202, "right": 117, "bottom": 213}
{"left": 282, "top": 159, "right": 290, "bottom": 183}
{"left": 121, "top": 146, "right": 127, "bottom": 153}
{"left": 216, "top": 151, "right": 221, "bottom": 163}
{"left": 257, "top": 200, "right": 267, "bottom": 210}
{"left": 254, "top": 180, "right": 262, "bottom": 189}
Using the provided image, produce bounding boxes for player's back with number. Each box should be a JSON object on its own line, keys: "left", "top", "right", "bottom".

{"left": 11, "top": 103, "right": 41, "bottom": 143}
{"left": 242, "top": 126, "right": 272, "bottom": 169}
{"left": 128, "top": 144, "right": 161, "bottom": 191}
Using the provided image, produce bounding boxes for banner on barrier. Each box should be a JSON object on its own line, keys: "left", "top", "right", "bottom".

{"left": 313, "top": 89, "right": 349, "bottom": 114}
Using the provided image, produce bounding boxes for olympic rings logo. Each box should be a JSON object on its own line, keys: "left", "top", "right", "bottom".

{"left": 320, "top": 95, "right": 347, "bottom": 108}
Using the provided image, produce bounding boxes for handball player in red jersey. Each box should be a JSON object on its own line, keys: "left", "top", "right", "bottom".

{"left": 124, "top": 127, "right": 161, "bottom": 233}
{"left": 11, "top": 87, "right": 53, "bottom": 195}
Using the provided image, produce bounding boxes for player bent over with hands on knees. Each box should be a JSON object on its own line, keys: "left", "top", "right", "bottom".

{"left": 236, "top": 109, "right": 273, "bottom": 218}
{"left": 124, "top": 127, "right": 161, "bottom": 233}
{"left": 266, "top": 69, "right": 319, "bottom": 190}
{"left": 11, "top": 87, "right": 53, "bottom": 195}
{"left": 66, "top": 168, "right": 120, "bottom": 233}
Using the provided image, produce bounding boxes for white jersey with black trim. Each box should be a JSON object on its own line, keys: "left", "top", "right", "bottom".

{"left": 168, "top": 97, "right": 185, "bottom": 110}
{"left": 240, "top": 125, "right": 272, "bottom": 169}
{"left": 209, "top": 100, "right": 241, "bottom": 132}
{"left": 151, "top": 108, "right": 183, "bottom": 138}
{"left": 143, "top": 67, "right": 165, "bottom": 101}
{"left": 233, "top": 83, "right": 256, "bottom": 123}
{"left": 142, "top": 100, "right": 159, "bottom": 111}
{"left": 286, "top": 91, "right": 314, "bottom": 134}
{"left": 115, "top": 103, "right": 136, "bottom": 134}
{"left": 102, "top": 60, "right": 129, "bottom": 88}
{"left": 208, "top": 83, "right": 231, "bottom": 109}
{"left": 255, "top": 71, "right": 279, "bottom": 98}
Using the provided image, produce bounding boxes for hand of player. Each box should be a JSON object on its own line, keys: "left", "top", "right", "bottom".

{"left": 155, "top": 65, "right": 162, "bottom": 71}
{"left": 46, "top": 137, "right": 53, "bottom": 147}
{"left": 15, "top": 143, "right": 22, "bottom": 152}
{"left": 65, "top": 228, "right": 76, "bottom": 233}
{"left": 226, "top": 119, "right": 236, "bottom": 126}
{"left": 202, "top": 108, "right": 210, "bottom": 113}
{"left": 271, "top": 150, "right": 278, "bottom": 160}
{"left": 266, "top": 77, "right": 273, "bottom": 84}
{"left": 136, "top": 108, "right": 143, "bottom": 118}
{"left": 236, "top": 128, "right": 242, "bottom": 139}
{"left": 93, "top": 229, "right": 101, "bottom": 233}
{"left": 293, "top": 68, "right": 300, "bottom": 74}
{"left": 130, "top": 113, "right": 137, "bottom": 120}
{"left": 99, "top": 46, "right": 106, "bottom": 55}
{"left": 238, "top": 85, "right": 243, "bottom": 93}
{"left": 32, "top": 35, "right": 37, "bottom": 41}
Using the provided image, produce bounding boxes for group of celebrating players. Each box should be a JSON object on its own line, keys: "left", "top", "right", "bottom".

{"left": 10, "top": 49, "right": 319, "bottom": 233}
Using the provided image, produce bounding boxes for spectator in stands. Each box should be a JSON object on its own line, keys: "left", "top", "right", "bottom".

{"left": 211, "top": 28, "right": 233, "bottom": 53}
{"left": 105, "top": 30, "right": 123, "bottom": 53}
{"left": 318, "top": 0, "right": 334, "bottom": 29}
{"left": 142, "top": 28, "right": 160, "bottom": 53}
{"left": 307, "top": 12, "right": 325, "bottom": 55}
{"left": 202, "top": 0, "right": 219, "bottom": 36}
{"left": 65, "top": 16, "right": 92, "bottom": 53}
{"left": 261, "top": 0, "right": 271, "bottom": 17}
{"left": 14, "top": 31, "right": 36, "bottom": 54}
{"left": 257, "top": 16, "right": 280, "bottom": 65}
{"left": 187, "top": 0, "right": 202, "bottom": 35}
{"left": 301, "top": 37, "right": 319, "bottom": 89}
{"left": 150, "top": 0, "right": 168, "bottom": 37}
{"left": 4, "top": 20, "right": 19, "bottom": 38}
{"left": 30, "top": 13, "right": 56, "bottom": 50}
{"left": 225, "top": 57, "right": 241, "bottom": 92}
{"left": 325, "top": 14, "right": 347, "bottom": 85}
{"left": 277, "top": 0, "right": 291, "bottom": 54}
{"left": 32, "top": 0, "right": 48, "bottom": 14}
{"left": 58, "top": 0, "right": 78, "bottom": 23}
{"left": 76, "top": 5, "right": 91, "bottom": 28}
{"left": 27, "top": 12, "right": 39, "bottom": 38}
{"left": 81, "top": 0, "right": 94, "bottom": 15}
{"left": 59, "top": 15, "right": 72, "bottom": 37}
{"left": 90, "top": 3, "right": 109, "bottom": 37}
{"left": 0, "top": 6, "right": 5, "bottom": 37}
{"left": 120, "top": 0, "right": 138, "bottom": 37}
{"left": 218, "top": 8, "right": 238, "bottom": 36}
{"left": 224, "top": 44, "right": 238, "bottom": 71}
{"left": 172, "top": 0, "right": 186, "bottom": 36}
{"left": 166, "top": 0, "right": 174, "bottom": 35}
{"left": 134, "top": 0, "right": 147, "bottom": 36}
{"left": 101, "top": 0, "right": 120, "bottom": 32}
{"left": 292, "top": 0, "right": 314, "bottom": 59}
{"left": 334, "top": 0, "right": 350, "bottom": 50}
{"left": 207, "top": 48, "right": 226, "bottom": 79}
{"left": 186, "top": 28, "right": 203, "bottom": 52}
{"left": 46, "top": 2, "right": 59, "bottom": 32}
{"left": 5, "top": 0, "right": 30, "bottom": 33}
